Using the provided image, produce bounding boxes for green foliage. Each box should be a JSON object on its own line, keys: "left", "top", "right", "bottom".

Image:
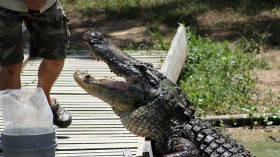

{"left": 179, "top": 31, "right": 270, "bottom": 116}
{"left": 61, "top": 0, "right": 180, "bottom": 17}
{"left": 148, "top": 27, "right": 170, "bottom": 51}
{"left": 240, "top": 105, "right": 280, "bottom": 126}
{"left": 234, "top": 24, "right": 272, "bottom": 54}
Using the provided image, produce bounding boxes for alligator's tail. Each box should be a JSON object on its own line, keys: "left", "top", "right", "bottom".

{"left": 180, "top": 118, "right": 255, "bottom": 157}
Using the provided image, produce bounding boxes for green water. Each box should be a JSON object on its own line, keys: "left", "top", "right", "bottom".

{"left": 228, "top": 127, "right": 280, "bottom": 157}
{"left": 242, "top": 141, "right": 280, "bottom": 157}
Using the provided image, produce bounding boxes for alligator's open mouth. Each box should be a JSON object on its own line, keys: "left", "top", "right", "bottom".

{"left": 74, "top": 70, "right": 130, "bottom": 90}
{"left": 74, "top": 31, "right": 129, "bottom": 91}
{"left": 73, "top": 31, "right": 151, "bottom": 112}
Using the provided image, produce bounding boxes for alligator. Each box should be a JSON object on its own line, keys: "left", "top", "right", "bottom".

{"left": 74, "top": 31, "right": 255, "bottom": 157}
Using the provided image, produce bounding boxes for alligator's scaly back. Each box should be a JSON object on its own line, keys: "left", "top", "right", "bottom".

{"left": 74, "top": 31, "right": 255, "bottom": 157}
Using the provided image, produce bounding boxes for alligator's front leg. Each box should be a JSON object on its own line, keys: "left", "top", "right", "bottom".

{"left": 151, "top": 123, "right": 202, "bottom": 157}
{"left": 164, "top": 137, "right": 202, "bottom": 157}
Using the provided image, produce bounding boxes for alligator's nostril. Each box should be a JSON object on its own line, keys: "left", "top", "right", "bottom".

{"left": 85, "top": 74, "right": 91, "bottom": 79}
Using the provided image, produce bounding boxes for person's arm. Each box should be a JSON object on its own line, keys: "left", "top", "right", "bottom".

{"left": 25, "top": 0, "right": 47, "bottom": 11}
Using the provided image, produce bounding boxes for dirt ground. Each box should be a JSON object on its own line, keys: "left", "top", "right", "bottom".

{"left": 254, "top": 50, "right": 280, "bottom": 104}
{"left": 67, "top": 13, "right": 154, "bottom": 49}
{"left": 67, "top": 12, "right": 280, "bottom": 108}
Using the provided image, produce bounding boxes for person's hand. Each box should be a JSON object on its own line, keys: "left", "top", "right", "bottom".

{"left": 25, "top": 0, "right": 47, "bottom": 11}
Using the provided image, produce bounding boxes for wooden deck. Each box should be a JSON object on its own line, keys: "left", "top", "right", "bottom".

{"left": 0, "top": 51, "right": 166, "bottom": 157}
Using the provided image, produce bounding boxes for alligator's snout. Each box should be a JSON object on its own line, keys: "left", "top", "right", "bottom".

{"left": 83, "top": 31, "right": 103, "bottom": 45}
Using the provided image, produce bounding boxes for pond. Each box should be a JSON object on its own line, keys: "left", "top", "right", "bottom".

{"left": 227, "top": 127, "right": 280, "bottom": 157}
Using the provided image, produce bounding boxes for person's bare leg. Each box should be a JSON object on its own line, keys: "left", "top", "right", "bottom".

{"left": 37, "top": 59, "right": 64, "bottom": 106}
{"left": 38, "top": 59, "right": 71, "bottom": 128}
{"left": 0, "top": 62, "right": 23, "bottom": 90}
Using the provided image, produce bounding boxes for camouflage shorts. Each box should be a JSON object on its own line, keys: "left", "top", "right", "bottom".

{"left": 0, "top": 2, "right": 70, "bottom": 66}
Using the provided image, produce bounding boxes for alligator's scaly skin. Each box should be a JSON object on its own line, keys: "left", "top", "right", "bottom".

{"left": 74, "top": 31, "right": 255, "bottom": 157}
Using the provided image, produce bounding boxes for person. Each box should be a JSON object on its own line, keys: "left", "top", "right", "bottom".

{"left": 0, "top": 0, "right": 72, "bottom": 128}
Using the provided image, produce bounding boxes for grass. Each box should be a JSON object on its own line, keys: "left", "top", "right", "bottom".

{"left": 179, "top": 30, "right": 274, "bottom": 117}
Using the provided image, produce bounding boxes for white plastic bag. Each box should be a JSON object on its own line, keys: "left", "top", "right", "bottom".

{"left": 0, "top": 88, "right": 53, "bottom": 135}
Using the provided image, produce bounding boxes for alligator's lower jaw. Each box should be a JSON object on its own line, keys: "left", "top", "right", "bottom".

{"left": 74, "top": 70, "right": 129, "bottom": 90}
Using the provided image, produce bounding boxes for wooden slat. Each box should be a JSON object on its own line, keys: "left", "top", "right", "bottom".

{"left": 0, "top": 51, "right": 165, "bottom": 157}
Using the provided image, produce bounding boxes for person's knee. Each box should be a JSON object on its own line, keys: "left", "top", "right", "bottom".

{"left": 43, "top": 59, "right": 65, "bottom": 67}
{"left": 0, "top": 63, "right": 22, "bottom": 90}
{"left": 0, "top": 63, "right": 23, "bottom": 76}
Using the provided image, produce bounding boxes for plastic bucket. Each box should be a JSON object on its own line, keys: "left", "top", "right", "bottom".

{"left": 0, "top": 130, "right": 57, "bottom": 157}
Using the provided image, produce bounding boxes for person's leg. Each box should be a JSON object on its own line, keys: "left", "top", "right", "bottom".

{"left": 0, "top": 62, "right": 23, "bottom": 90}
{"left": 0, "top": 7, "right": 24, "bottom": 90}
{"left": 23, "top": 2, "right": 71, "bottom": 128}
{"left": 37, "top": 59, "right": 64, "bottom": 105}
{"left": 37, "top": 59, "right": 71, "bottom": 128}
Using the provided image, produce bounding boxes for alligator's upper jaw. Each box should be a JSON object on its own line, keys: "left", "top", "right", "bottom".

{"left": 83, "top": 31, "right": 146, "bottom": 80}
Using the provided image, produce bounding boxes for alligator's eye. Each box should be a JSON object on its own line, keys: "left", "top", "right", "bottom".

{"left": 138, "top": 64, "right": 148, "bottom": 71}
{"left": 135, "top": 64, "right": 159, "bottom": 86}
{"left": 148, "top": 78, "right": 158, "bottom": 86}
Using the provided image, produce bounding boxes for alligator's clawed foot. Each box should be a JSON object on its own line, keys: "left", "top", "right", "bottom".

{"left": 164, "top": 137, "right": 201, "bottom": 157}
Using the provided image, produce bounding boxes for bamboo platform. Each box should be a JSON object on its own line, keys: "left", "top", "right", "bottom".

{"left": 0, "top": 51, "right": 166, "bottom": 157}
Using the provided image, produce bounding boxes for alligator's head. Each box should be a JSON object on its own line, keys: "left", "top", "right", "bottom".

{"left": 74, "top": 32, "right": 164, "bottom": 114}
{"left": 74, "top": 31, "right": 193, "bottom": 138}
